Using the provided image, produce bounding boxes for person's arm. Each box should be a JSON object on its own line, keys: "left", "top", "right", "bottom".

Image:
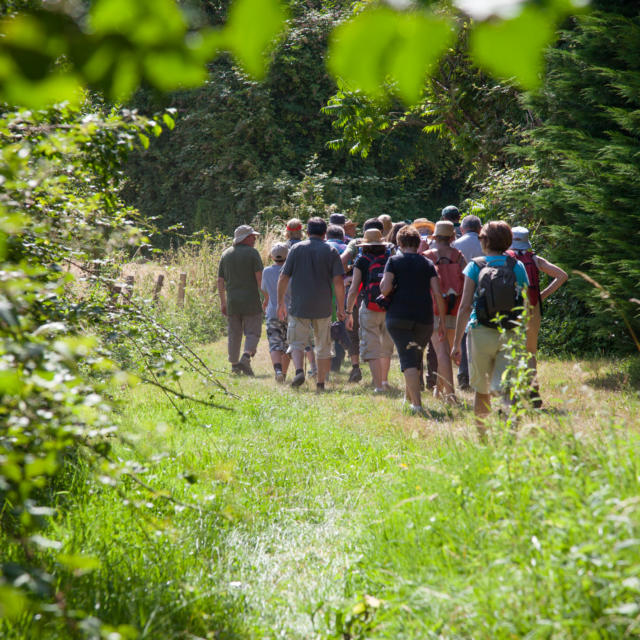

{"left": 430, "top": 276, "right": 447, "bottom": 339}
{"left": 277, "top": 273, "right": 290, "bottom": 322}
{"left": 217, "top": 276, "right": 227, "bottom": 316}
{"left": 262, "top": 290, "right": 269, "bottom": 314}
{"left": 536, "top": 255, "right": 568, "bottom": 301}
{"left": 333, "top": 275, "right": 346, "bottom": 322}
{"left": 345, "top": 268, "right": 363, "bottom": 330}
{"left": 340, "top": 245, "right": 354, "bottom": 270}
{"left": 451, "top": 276, "right": 475, "bottom": 364}
{"left": 380, "top": 271, "right": 394, "bottom": 297}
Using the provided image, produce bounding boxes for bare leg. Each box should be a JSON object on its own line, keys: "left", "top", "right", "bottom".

{"left": 368, "top": 359, "right": 383, "bottom": 388}
{"left": 403, "top": 367, "right": 422, "bottom": 407}
{"left": 474, "top": 392, "right": 491, "bottom": 437}
{"left": 281, "top": 352, "right": 290, "bottom": 376}
{"left": 380, "top": 357, "right": 391, "bottom": 385}
{"left": 434, "top": 333, "right": 456, "bottom": 400}
{"left": 291, "top": 349, "right": 304, "bottom": 371}
{"left": 317, "top": 357, "right": 331, "bottom": 385}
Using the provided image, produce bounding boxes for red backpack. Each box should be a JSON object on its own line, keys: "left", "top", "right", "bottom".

{"left": 425, "top": 247, "right": 465, "bottom": 316}
{"left": 507, "top": 249, "right": 541, "bottom": 309}
{"left": 358, "top": 252, "right": 389, "bottom": 312}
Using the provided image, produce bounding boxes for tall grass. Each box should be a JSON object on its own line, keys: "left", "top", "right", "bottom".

{"left": 3, "top": 337, "right": 639, "bottom": 639}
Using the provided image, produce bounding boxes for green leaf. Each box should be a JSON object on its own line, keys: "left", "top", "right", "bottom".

{"left": 0, "top": 585, "right": 28, "bottom": 620}
{"left": 57, "top": 554, "right": 102, "bottom": 573}
{"left": 469, "top": 6, "right": 557, "bottom": 90}
{"left": 328, "top": 7, "right": 454, "bottom": 104}
{"left": 0, "top": 370, "right": 23, "bottom": 396}
{"left": 143, "top": 51, "right": 206, "bottom": 92}
{"left": 388, "top": 13, "right": 454, "bottom": 104}
{"left": 224, "top": 0, "right": 289, "bottom": 79}
{"left": 138, "top": 133, "right": 149, "bottom": 149}
{"left": 162, "top": 113, "right": 175, "bottom": 130}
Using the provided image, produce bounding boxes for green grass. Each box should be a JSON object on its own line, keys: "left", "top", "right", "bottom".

{"left": 6, "top": 343, "right": 640, "bottom": 638}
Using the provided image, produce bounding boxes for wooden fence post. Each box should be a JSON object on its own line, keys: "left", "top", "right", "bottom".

{"left": 153, "top": 274, "right": 164, "bottom": 303}
{"left": 177, "top": 272, "right": 187, "bottom": 308}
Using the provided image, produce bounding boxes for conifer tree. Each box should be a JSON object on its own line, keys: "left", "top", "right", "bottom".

{"left": 523, "top": 2, "right": 640, "bottom": 349}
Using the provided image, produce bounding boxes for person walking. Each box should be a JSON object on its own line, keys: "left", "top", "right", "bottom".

{"left": 451, "top": 221, "right": 529, "bottom": 432}
{"left": 423, "top": 220, "right": 466, "bottom": 405}
{"left": 217, "top": 225, "right": 263, "bottom": 376}
{"left": 340, "top": 218, "right": 387, "bottom": 383}
{"left": 380, "top": 225, "right": 447, "bottom": 415}
{"left": 441, "top": 205, "right": 462, "bottom": 239}
{"left": 507, "top": 226, "right": 567, "bottom": 407}
{"left": 452, "top": 215, "right": 485, "bottom": 390}
{"left": 277, "top": 217, "right": 345, "bottom": 391}
{"left": 345, "top": 228, "right": 394, "bottom": 392}
{"left": 261, "top": 242, "right": 291, "bottom": 383}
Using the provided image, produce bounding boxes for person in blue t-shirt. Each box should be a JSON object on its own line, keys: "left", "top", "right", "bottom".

{"left": 451, "top": 221, "right": 529, "bottom": 432}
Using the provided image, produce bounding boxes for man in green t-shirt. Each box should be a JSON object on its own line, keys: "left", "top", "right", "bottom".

{"left": 217, "top": 225, "right": 263, "bottom": 375}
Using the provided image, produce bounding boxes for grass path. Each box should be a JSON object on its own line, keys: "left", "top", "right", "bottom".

{"left": 52, "top": 340, "right": 640, "bottom": 639}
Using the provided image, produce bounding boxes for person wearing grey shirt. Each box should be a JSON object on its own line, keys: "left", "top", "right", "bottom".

{"left": 453, "top": 215, "right": 484, "bottom": 262}
{"left": 277, "top": 217, "right": 345, "bottom": 391}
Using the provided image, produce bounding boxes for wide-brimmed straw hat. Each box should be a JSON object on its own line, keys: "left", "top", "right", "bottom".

{"left": 233, "top": 225, "right": 260, "bottom": 245}
{"left": 510, "top": 226, "right": 532, "bottom": 251}
{"left": 413, "top": 218, "right": 435, "bottom": 236}
{"left": 428, "top": 220, "right": 455, "bottom": 239}
{"left": 358, "top": 228, "right": 387, "bottom": 246}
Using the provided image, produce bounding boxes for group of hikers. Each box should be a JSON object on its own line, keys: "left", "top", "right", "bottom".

{"left": 216, "top": 206, "right": 568, "bottom": 426}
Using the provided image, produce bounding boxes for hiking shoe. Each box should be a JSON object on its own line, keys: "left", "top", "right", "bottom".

{"left": 348, "top": 366, "right": 362, "bottom": 383}
{"left": 308, "top": 367, "right": 318, "bottom": 379}
{"left": 291, "top": 371, "right": 305, "bottom": 388}
{"left": 238, "top": 354, "right": 254, "bottom": 377}
{"left": 231, "top": 363, "right": 243, "bottom": 375}
{"left": 275, "top": 370, "right": 285, "bottom": 384}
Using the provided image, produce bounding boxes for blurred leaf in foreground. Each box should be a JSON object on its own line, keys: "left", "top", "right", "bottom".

{"left": 328, "top": 6, "right": 454, "bottom": 104}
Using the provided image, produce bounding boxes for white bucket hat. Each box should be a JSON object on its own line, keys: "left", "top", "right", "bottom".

{"left": 510, "top": 226, "right": 532, "bottom": 251}
{"left": 233, "top": 225, "right": 260, "bottom": 245}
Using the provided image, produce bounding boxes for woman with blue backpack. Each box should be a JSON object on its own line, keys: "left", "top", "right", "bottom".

{"left": 451, "top": 221, "right": 530, "bottom": 431}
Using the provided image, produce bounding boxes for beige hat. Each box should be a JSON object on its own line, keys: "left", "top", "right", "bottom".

{"left": 429, "top": 220, "right": 455, "bottom": 239}
{"left": 270, "top": 242, "right": 289, "bottom": 261}
{"left": 358, "top": 228, "right": 386, "bottom": 246}
{"left": 233, "top": 225, "right": 260, "bottom": 245}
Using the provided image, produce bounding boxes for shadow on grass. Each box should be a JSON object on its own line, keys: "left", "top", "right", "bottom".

{"left": 583, "top": 355, "right": 640, "bottom": 392}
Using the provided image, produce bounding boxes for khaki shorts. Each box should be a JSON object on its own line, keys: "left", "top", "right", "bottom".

{"left": 468, "top": 324, "right": 515, "bottom": 395}
{"left": 287, "top": 316, "right": 333, "bottom": 359}
{"left": 359, "top": 306, "right": 394, "bottom": 361}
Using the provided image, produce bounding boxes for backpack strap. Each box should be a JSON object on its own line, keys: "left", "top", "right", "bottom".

{"left": 472, "top": 256, "right": 487, "bottom": 269}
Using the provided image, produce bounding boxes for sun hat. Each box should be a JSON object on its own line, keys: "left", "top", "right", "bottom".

{"left": 233, "top": 224, "right": 260, "bottom": 245}
{"left": 270, "top": 242, "right": 289, "bottom": 261}
{"left": 510, "top": 226, "right": 532, "bottom": 251}
{"left": 428, "top": 220, "right": 456, "bottom": 239}
{"left": 286, "top": 218, "right": 303, "bottom": 231}
{"left": 329, "top": 213, "right": 346, "bottom": 226}
{"left": 358, "top": 228, "right": 387, "bottom": 246}
{"left": 413, "top": 218, "right": 436, "bottom": 236}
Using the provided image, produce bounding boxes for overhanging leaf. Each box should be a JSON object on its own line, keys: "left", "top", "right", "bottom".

{"left": 328, "top": 7, "right": 454, "bottom": 104}
{"left": 469, "top": 6, "right": 556, "bottom": 90}
{"left": 224, "top": 0, "right": 289, "bottom": 79}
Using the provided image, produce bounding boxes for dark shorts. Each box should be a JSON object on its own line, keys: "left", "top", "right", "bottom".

{"left": 385, "top": 317, "right": 433, "bottom": 372}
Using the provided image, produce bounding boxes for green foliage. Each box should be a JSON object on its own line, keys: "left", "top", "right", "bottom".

{"left": 511, "top": 4, "right": 640, "bottom": 352}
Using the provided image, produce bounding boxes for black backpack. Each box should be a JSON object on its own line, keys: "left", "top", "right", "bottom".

{"left": 358, "top": 252, "right": 389, "bottom": 312}
{"left": 472, "top": 256, "right": 523, "bottom": 329}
